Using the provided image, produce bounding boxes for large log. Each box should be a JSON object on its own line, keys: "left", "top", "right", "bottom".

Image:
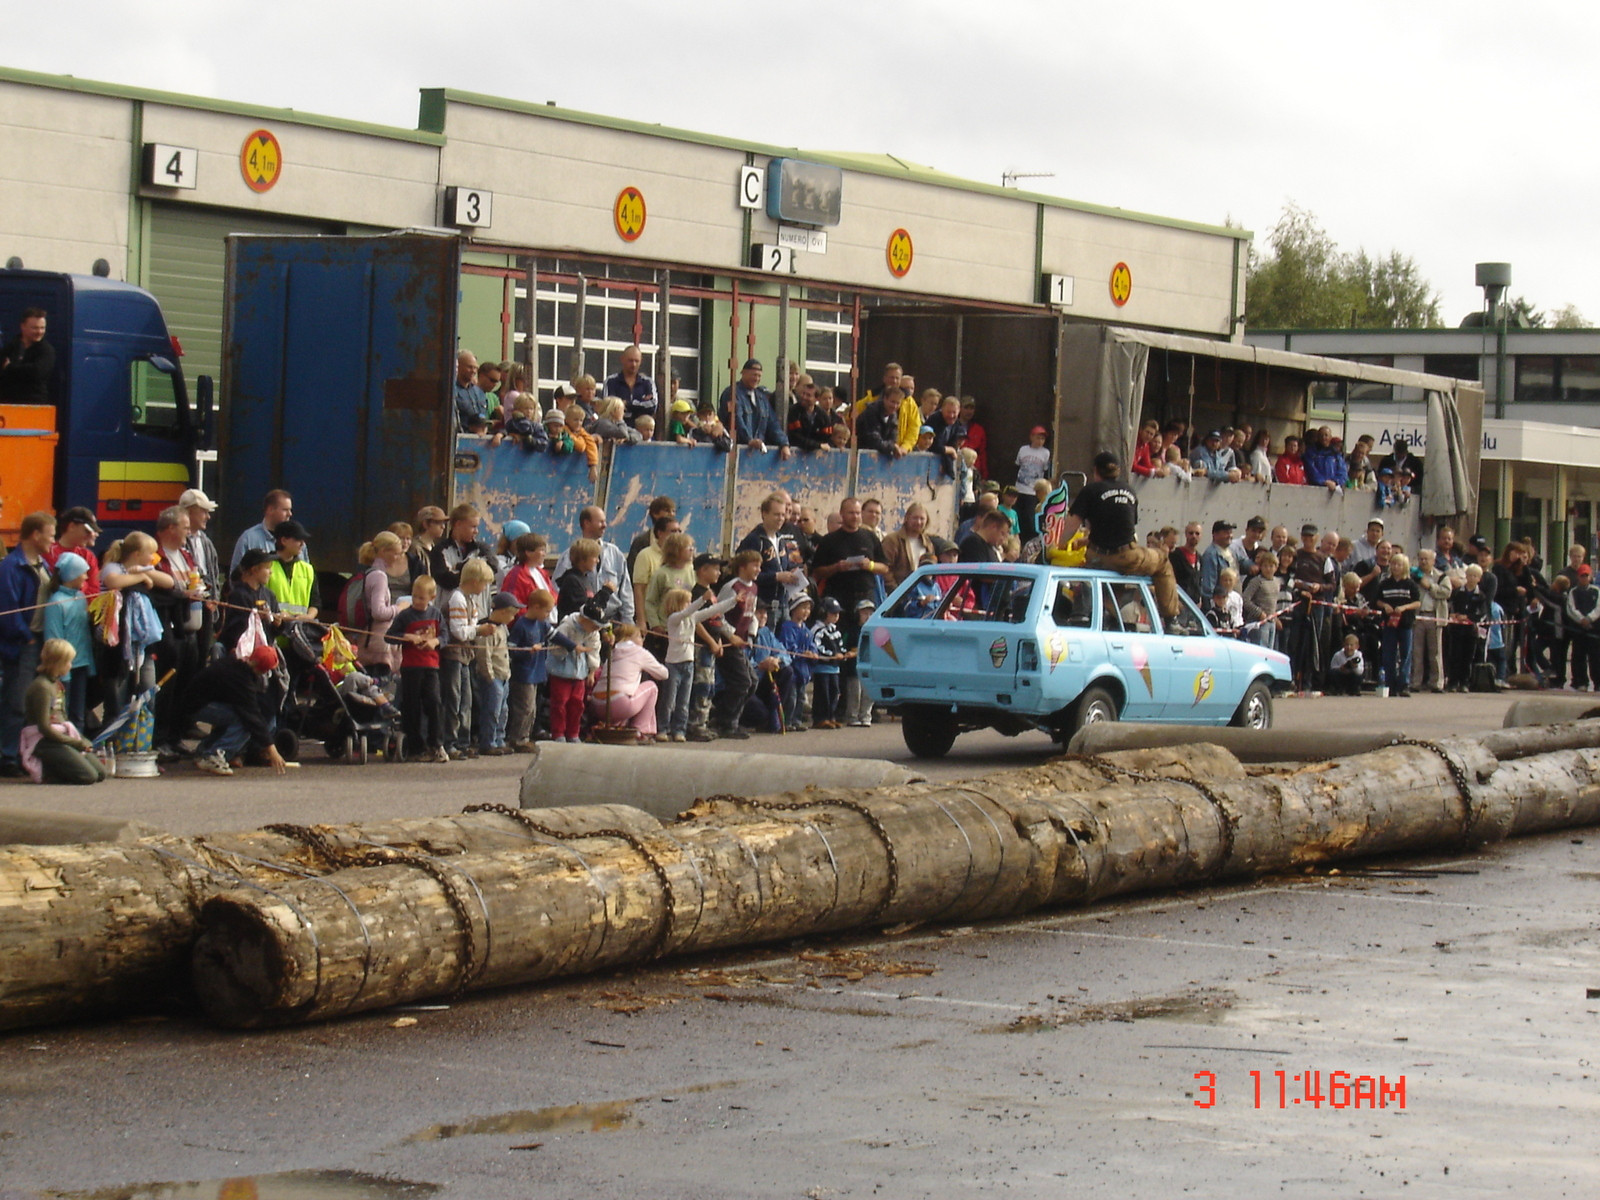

{"left": 190, "top": 738, "right": 1600, "bottom": 1028}
{"left": 0, "top": 805, "right": 662, "bottom": 1033}
{"left": 192, "top": 747, "right": 1244, "bottom": 1027}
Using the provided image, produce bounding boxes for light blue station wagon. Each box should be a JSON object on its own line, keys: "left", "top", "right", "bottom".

{"left": 858, "top": 563, "right": 1293, "bottom": 759}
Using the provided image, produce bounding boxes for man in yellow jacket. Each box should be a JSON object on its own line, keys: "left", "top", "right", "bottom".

{"left": 854, "top": 361, "right": 922, "bottom": 454}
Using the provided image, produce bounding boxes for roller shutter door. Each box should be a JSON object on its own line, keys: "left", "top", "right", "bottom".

{"left": 145, "top": 204, "right": 335, "bottom": 389}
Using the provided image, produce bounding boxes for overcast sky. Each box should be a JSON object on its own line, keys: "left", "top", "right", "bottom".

{"left": 14, "top": 0, "right": 1595, "bottom": 325}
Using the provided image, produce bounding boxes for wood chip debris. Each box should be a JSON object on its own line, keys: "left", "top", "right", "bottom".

{"left": 796, "top": 948, "right": 937, "bottom": 981}
{"left": 591, "top": 990, "right": 687, "bottom": 1015}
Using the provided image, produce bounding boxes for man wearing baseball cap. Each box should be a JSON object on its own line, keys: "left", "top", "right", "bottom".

{"left": 184, "top": 644, "right": 287, "bottom": 776}
{"left": 1199, "top": 519, "right": 1237, "bottom": 600}
{"left": 179, "top": 489, "right": 223, "bottom": 656}
{"left": 45, "top": 506, "right": 101, "bottom": 596}
{"left": 1195, "top": 429, "right": 1242, "bottom": 482}
{"left": 717, "top": 358, "right": 790, "bottom": 459}
{"left": 1059, "top": 450, "right": 1179, "bottom": 619}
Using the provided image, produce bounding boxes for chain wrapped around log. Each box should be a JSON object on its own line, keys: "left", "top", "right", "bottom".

{"left": 188, "top": 734, "right": 1600, "bottom": 1028}
{"left": 5, "top": 727, "right": 1600, "bottom": 1033}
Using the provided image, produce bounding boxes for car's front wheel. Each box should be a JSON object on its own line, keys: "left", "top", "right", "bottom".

{"left": 1073, "top": 685, "right": 1119, "bottom": 731}
{"left": 902, "top": 707, "right": 960, "bottom": 759}
{"left": 1230, "top": 679, "right": 1273, "bottom": 729}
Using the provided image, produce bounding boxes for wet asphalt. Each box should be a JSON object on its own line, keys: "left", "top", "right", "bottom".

{"left": 1, "top": 691, "right": 1597, "bottom": 1199}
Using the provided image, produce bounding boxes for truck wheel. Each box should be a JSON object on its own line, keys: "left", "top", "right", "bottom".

{"left": 902, "top": 709, "right": 959, "bottom": 759}
{"left": 1073, "top": 686, "right": 1119, "bottom": 731}
{"left": 1230, "top": 680, "right": 1273, "bottom": 729}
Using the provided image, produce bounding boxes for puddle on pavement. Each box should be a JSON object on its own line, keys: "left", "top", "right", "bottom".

{"left": 404, "top": 1081, "right": 740, "bottom": 1143}
{"left": 42, "top": 1168, "right": 441, "bottom": 1199}
{"left": 991, "top": 989, "right": 1235, "bottom": 1033}
{"left": 407, "top": 1099, "right": 641, "bottom": 1140}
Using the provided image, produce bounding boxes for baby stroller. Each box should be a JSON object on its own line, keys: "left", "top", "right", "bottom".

{"left": 276, "top": 621, "right": 404, "bottom": 763}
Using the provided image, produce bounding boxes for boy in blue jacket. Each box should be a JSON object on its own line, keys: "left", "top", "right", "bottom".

{"left": 776, "top": 593, "right": 818, "bottom": 731}
{"left": 508, "top": 588, "right": 554, "bottom": 750}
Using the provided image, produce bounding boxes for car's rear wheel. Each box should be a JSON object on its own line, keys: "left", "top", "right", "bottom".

{"left": 1230, "top": 679, "right": 1273, "bottom": 729}
{"left": 1073, "top": 686, "right": 1119, "bottom": 731}
{"left": 902, "top": 708, "right": 959, "bottom": 759}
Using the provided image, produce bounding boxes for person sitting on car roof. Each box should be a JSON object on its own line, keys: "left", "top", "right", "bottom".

{"left": 1058, "top": 451, "right": 1179, "bottom": 620}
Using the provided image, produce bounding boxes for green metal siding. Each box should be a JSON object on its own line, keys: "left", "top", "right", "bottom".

{"left": 144, "top": 204, "right": 332, "bottom": 388}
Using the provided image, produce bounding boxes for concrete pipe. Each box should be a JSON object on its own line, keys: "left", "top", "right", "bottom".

{"left": 519, "top": 743, "right": 925, "bottom": 819}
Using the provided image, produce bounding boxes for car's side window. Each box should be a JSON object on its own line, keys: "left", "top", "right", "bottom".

{"left": 1052, "top": 582, "right": 1094, "bottom": 628}
{"left": 1002, "top": 578, "right": 1036, "bottom": 624}
{"left": 1167, "top": 591, "right": 1211, "bottom": 637}
{"left": 1099, "top": 583, "right": 1124, "bottom": 633}
{"left": 1110, "top": 583, "right": 1155, "bottom": 634}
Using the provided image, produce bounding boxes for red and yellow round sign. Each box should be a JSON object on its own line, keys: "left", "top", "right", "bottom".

{"left": 613, "top": 187, "right": 647, "bottom": 242}
{"left": 240, "top": 129, "right": 282, "bottom": 193}
{"left": 886, "top": 228, "right": 914, "bottom": 278}
{"left": 1109, "top": 261, "right": 1132, "bottom": 307}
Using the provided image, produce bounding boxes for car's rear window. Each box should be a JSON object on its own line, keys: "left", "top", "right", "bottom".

{"left": 887, "top": 572, "right": 1036, "bottom": 624}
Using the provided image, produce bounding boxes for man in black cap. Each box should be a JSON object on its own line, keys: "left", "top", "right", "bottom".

{"left": 1195, "top": 429, "right": 1242, "bottom": 482}
{"left": 1059, "top": 451, "right": 1179, "bottom": 619}
{"left": 269, "top": 519, "right": 320, "bottom": 618}
{"left": 717, "top": 359, "right": 790, "bottom": 458}
{"left": 45, "top": 506, "right": 102, "bottom": 594}
{"left": 1287, "top": 522, "right": 1331, "bottom": 691}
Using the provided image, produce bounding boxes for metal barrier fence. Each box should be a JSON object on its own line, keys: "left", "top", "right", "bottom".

{"left": 455, "top": 437, "right": 958, "bottom": 551}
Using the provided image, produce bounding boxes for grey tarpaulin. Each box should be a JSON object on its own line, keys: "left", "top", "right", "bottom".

{"left": 1102, "top": 338, "right": 1149, "bottom": 468}
{"left": 1424, "top": 387, "right": 1478, "bottom": 519}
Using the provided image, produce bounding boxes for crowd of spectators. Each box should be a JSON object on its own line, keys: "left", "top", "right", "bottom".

{"left": 1, "top": 478, "right": 1016, "bottom": 780}
{"left": 1149, "top": 511, "right": 1593, "bottom": 697}
{"left": 451, "top": 352, "right": 1022, "bottom": 503}
{"left": 1132, "top": 419, "right": 1421, "bottom": 506}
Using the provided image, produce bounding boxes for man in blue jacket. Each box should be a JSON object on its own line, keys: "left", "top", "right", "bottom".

{"left": 0, "top": 511, "right": 57, "bottom": 775}
{"left": 718, "top": 359, "right": 791, "bottom": 459}
{"left": 1303, "top": 427, "right": 1346, "bottom": 492}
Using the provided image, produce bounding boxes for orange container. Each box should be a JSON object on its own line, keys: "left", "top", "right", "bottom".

{"left": 0, "top": 404, "right": 59, "bottom": 543}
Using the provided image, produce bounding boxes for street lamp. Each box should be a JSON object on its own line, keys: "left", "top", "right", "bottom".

{"left": 1475, "top": 262, "right": 1511, "bottom": 419}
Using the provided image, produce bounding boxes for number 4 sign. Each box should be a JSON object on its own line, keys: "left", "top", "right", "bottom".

{"left": 143, "top": 143, "right": 198, "bottom": 191}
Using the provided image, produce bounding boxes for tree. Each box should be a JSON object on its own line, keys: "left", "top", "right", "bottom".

{"left": 1244, "top": 203, "right": 1440, "bottom": 330}
{"left": 1502, "top": 298, "right": 1588, "bottom": 329}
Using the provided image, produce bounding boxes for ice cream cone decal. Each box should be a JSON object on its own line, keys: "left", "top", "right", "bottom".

{"left": 989, "top": 637, "right": 1009, "bottom": 668}
{"left": 872, "top": 626, "right": 899, "bottom": 664}
{"left": 1192, "top": 669, "right": 1214, "bottom": 705}
{"left": 1046, "top": 635, "right": 1067, "bottom": 671}
{"left": 1131, "top": 643, "right": 1153, "bottom": 695}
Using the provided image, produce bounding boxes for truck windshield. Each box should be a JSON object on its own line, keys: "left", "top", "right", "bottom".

{"left": 886, "top": 572, "right": 1035, "bottom": 624}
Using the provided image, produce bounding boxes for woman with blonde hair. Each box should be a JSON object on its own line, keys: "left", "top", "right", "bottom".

{"left": 880, "top": 502, "right": 930, "bottom": 588}
{"left": 357, "top": 531, "right": 405, "bottom": 672}
{"left": 21, "top": 638, "right": 106, "bottom": 784}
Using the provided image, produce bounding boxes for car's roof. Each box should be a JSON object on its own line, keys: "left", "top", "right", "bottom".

{"left": 902, "top": 562, "right": 1147, "bottom": 584}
